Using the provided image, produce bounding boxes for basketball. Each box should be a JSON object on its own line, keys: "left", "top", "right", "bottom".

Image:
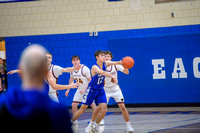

{"left": 122, "top": 56, "right": 134, "bottom": 69}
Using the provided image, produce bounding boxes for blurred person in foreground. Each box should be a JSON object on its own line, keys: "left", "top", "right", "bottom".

{"left": 0, "top": 44, "right": 72, "bottom": 133}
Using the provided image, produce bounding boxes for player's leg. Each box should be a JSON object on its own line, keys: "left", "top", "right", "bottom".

{"left": 71, "top": 104, "right": 88, "bottom": 122}
{"left": 72, "top": 102, "right": 80, "bottom": 116}
{"left": 90, "top": 91, "right": 109, "bottom": 125}
{"left": 85, "top": 102, "right": 105, "bottom": 133}
{"left": 114, "top": 87, "right": 134, "bottom": 132}
{"left": 118, "top": 103, "right": 134, "bottom": 133}
{"left": 72, "top": 87, "right": 96, "bottom": 122}
{"left": 72, "top": 90, "right": 83, "bottom": 115}
{"left": 95, "top": 103, "right": 107, "bottom": 124}
{"left": 88, "top": 103, "right": 106, "bottom": 133}
{"left": 90, "top": 89, "right": 107, "bottom": 132}
{"left": 90, "top": 101, "right": 96, "bottom": 110}
{"left": 118, "top": 103, "right": 130, "bottom": 121}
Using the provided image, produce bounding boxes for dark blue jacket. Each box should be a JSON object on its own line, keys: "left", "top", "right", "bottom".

{"left": 0, "top": 86, "right": 72, "bottom": 133}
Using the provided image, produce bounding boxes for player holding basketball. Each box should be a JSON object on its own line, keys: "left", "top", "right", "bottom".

{"left": 7, "top": 52, "right": 80, "bottom": 102}
{"left": 104, "top": 51, "right": 134, "bottom": 133}
{"left": 65, "top": 55, "right": 96, "bottom": 124}
{"left": 71, "top": 50, "right": 122, "bottom": 133}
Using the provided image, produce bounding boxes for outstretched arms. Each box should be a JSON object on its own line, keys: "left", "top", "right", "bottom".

{"left": 46, "top": 71, "right": 79, "bottom": 90}
{"left": 62, "top": 64, "right": 81, "bottom": 73}
{"left": 7, "top": 69, "right": 22, "bottom": 74}
{"left": 105, "top": 60, "right": 122, "bottom": 66}
{"left": 91, "top": 65, "right": 118, "bottom": 84}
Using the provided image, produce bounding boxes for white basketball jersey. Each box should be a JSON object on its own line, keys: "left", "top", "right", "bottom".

{"left": 48, "top": 64, "right": 63, "bottom": 94}
{"left": 105, "top": 65, "right": 124, "bottom": 88}
{"left": 70, "top": 65, "right": 91, "bottom": 90}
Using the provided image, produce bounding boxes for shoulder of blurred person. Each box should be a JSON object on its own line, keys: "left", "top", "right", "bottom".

{"left": 0, "top": 85, "right": 72, "bottom": 133}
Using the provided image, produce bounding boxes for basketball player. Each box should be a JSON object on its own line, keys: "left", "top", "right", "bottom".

{"left": 66, "top": 55, "right": 105, "bottom": 131}
{"left": 65, "top": 55, "right": 96, "bottom": 124}
{"left": 71, "top": 50, "right": 122, "bottom": 132}
{"left": 104, "top": 51, "right": 134, "bottom": 133}
{"left": 7, "top": 53, "right": 80, "bottom": 102}
{"left": 45, "top": 52, "right": 81, "bottom": 102}
{"left": 0, "top": 44, "right": 72, "bottom": 133}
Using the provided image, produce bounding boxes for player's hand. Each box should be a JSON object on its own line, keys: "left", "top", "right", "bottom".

{"left": 112, "top": 76, "right": 118, "bottom": 84}
{"left": 65, "top": 89, "right": 70, "bottom": 97}
{"left": 70, "top": 82, "right": 80, "bottom": 89}
{"left": 0, "top": 87, "right": 2, "bottom": 91}
{"left": 7, "top": 70, "right": 18, "bottom": 75}
{"left": 79, "top": 89, "right": 86, "bottom": 94}
{"left": 118, "top": 60, "right": 122, "bottom": 65}
{"left": 74, "top": 64, "right": 81, "bottom": 71}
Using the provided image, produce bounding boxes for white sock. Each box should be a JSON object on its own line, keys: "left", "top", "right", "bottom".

{"left": 90, "top": 121, "right": 95, "bottom": 125}
{"left": 126, "top": 121, "right": 131, "bottom": 127}
{"left": 95, "top": 123, "right": 99, "bottom": 128}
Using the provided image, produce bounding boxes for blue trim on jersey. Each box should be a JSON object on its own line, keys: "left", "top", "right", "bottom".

{"left": 88, "top": 62, "right": 107, "bottom": 90}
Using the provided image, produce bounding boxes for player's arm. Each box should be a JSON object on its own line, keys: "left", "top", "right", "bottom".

{"left": 122, "top": 68, "right": 129, "bottom": 74}
{"left": 7, "top": 69, "right": 22, "bottom": 74}
{"left": 79, "top": 77, "right": 91, "bottom": 94}
{"left": 46, "top": 71, "right": 79, "bottom": 90}
{"left": 92, "top": 65, "right": 117, "bottom": 83}
{"left": 62, "top": 64, "right": 81, "bottom": 73}
{"left": 92, "top": 65, "right": 113, "bottom": 78}
{"left": 65, "top": 77, "right": 74, "bottom": 97}
{"left": 105, "top": 60, "right": 122, "bottom": 66}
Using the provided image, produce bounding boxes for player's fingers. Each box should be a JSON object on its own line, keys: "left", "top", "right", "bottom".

{"left": 76, "top": 83, "right": 80, "bottom": 87}
{"left": 65, "top": 91, "right": 69, "bottom": 96}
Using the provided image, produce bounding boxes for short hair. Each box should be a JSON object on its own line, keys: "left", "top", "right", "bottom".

{"left": 20, "top": 45, "right": 48, "bottom": 79}
{"left": 104, "top": 51, "right": 113, "bottom": 59}
{"left": 95, "top": 50, "right": 104, "bottom": 60}
{"left": 71, "top": 55, "right": 80, "bottom": 61}
{"left": 46, "top": 52, "right": 52, "bottom": 56}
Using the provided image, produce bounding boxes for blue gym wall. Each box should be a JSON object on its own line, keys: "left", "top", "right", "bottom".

{"left": 5, "top": 24, "right": 200, "bottom": 106}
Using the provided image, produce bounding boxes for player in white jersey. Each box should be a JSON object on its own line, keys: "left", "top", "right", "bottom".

{"left": 45, "top": 52, "right": 81, "bottom": 102}
{"left": 65, "top": 55, "right": 96, "bottom": 114}
{"left": 104, "top": 51, "right": 134, "bottom": 133}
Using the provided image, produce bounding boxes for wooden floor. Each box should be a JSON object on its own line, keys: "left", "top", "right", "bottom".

{"left": 71, "top": 107, "right": 200, "bottom": 133}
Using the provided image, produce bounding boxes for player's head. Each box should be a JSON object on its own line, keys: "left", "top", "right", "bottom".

{"left": 104, "top": 51, "right": 113, "bottom": 61}
{"left": 95, "top": 50, "right": 105, "bottom": 62}
{"left": 19, "top": 44, "right": 48, "bottom": 88}
{"left": 46, "top": 52, "right": 52, "bottom": 65}
{"left": 71, "top": 55, "right": 80, "bottom": 67}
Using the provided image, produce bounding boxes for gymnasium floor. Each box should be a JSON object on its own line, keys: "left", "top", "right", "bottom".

{"left": 71, "top": 107, "right": 200, "bottom": 133}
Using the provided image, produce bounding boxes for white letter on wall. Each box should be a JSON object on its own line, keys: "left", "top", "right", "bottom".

{"left": 172, "top": 58, "right": 187, "bottom": 78}
{"left": 193, "top": 57, "right": 200, "bottom": 78}
{"left": 152, "top": 59, "right": 166, "bottom": 79}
